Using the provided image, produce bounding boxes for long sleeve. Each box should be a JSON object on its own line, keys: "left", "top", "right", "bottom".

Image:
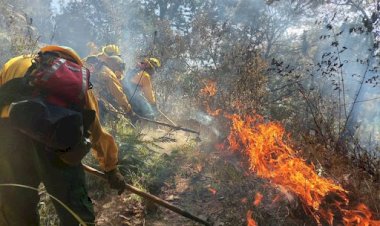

{"left": 139, "top": 72, "right": 156, "bottom": 104}
{"left": 0, "top": 55, "right": 33, "bottom": 117}
{"left": 101, "top": 67, "right": 132, "bottom": 112}
{"left": 85, "top": 90, "right": 119, "bottom": 172}
{"left": 0, "top": 56, "right": 33, "bottom": 86}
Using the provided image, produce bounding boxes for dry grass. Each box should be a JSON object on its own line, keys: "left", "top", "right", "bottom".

{"left": 301, "top": 137, "right": 380, "bottom": 217}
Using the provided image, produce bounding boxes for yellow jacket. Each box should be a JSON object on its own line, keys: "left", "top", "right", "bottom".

{"left": 0, "top": 55, "right": 119, "bottom": 172}
{"left": 130, "top": 71, "right": 156, "bottom": 104}
{"left": 92, "top": 64, "right": 132, "bottom": 112}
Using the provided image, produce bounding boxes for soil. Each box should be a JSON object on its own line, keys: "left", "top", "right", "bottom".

{"left": 91, "top": 124, "right": 239, "bottom": 226}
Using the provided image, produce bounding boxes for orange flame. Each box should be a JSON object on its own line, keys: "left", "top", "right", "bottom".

{"left": 342, "top": 204, "right": 380, "bottom": 226}
{"left": 200, "top": 81, "right": 221, "bottom": 116}
{"left": 247, "top": 210, "right": 258, "bottom": 226}
{"left": 226, "top": 114, "right": 380, "bottom": 225}
{"left": 199, "top": 80, "right": 217, "bottom": 97}
{"left": 208, "top": 187, "right": 217, "bottom": 195}
{"left": 253, "top": 192, "right": 263, "bottom": 207}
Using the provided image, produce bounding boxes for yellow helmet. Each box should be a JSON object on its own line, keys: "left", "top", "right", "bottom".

{"left": 40, "top": 45, "right": 83, "bottom": 66}
{"left": 145, "top": 57, "right": 161, "bottom": 69}
{"left": 102, "top": 44, "right": 121, "bottom": 57}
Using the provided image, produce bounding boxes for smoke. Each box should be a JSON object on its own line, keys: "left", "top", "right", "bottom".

{"left": 309, "top": 3, "right": 380, "bottom": 152}
{"left": 2, "top": 0, "right": 379, "bottom": 153}
{"left": 193, "top": 111, "right": 221, "bottom": 138}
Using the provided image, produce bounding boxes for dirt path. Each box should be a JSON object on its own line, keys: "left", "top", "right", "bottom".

{"left": 91, "top": 125, "right": 224, "bottom": 225}
{"left": 92, "top": 125, "right": 262, "bottom": 226}
{"left": 143, "top": 153, "right": 224, "bottom": 226}
{"left": 138, "top": 128, "right": 216, "bottom": 225}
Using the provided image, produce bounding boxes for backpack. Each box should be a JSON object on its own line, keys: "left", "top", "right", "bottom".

{"left": 7, "top": 52, "right": 94, "bottom": 153}
{"left": 28, "top": 52, "right": 91, "bottom": 109}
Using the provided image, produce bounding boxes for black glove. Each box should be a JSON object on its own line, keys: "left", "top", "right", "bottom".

{"left": 105, "top": 168, "right": 126, "bottom": 195}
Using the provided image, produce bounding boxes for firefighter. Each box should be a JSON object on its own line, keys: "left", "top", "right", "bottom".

{"left": 0, "top": 45, "right": 126, "bottom": 226}
{"left": 122, "top": 57, "right": 161, "bottom": 120}
{"left": 84, "top": 46, "right": 133, "bottom": 124}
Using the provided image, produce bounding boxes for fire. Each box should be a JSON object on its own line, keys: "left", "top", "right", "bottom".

{"left": 200, "top": 81, "right": 221, "bottom": 116}
{"left": 198, "top": 75, "right": 379, "bottom": 225}
{"left": 342, "top": 204, "right": 379, "bottom": 226}
{"left": 247, "top": 210, "right": 258, "bottom": 226}
{"left": 226, "top": 114, "right": 380, "bottom": 225}
{"left": 199, "top": 80, "right": 217, "bottom": 97}
{"left": 208, "top": 187, "right": 217, "bottom": 195}
{"left": 253, "top": 192, "right": 263, "bottom": 207}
